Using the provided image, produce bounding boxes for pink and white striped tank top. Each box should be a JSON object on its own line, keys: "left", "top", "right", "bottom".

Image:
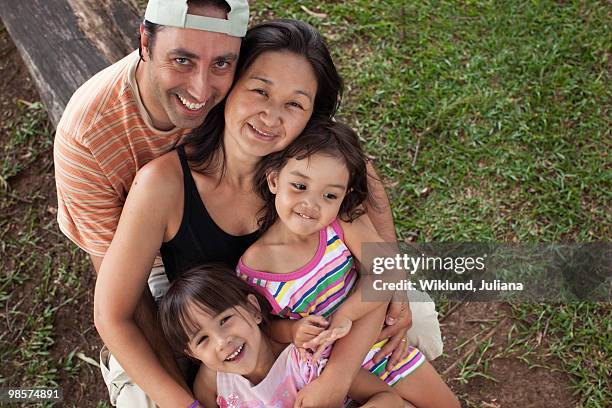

{"left": 236, "top": 220, "right": 357, "bottom": 319}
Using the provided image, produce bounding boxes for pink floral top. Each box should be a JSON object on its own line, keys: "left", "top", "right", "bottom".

{"left": 216, "top": 344, "right": 328, "bottom": 408}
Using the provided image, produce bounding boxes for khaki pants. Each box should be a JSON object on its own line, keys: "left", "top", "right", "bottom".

{"left": 405, "top": 291, "right": 443, "bottom": 360}
{"left": 100, "top": 346, "right": 156, "bottom": 408}
{"left": 100, "top": 267, "right": 442, "bottom": 406}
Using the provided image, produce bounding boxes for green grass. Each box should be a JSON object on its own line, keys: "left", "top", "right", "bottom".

{"left": 255, "top": 0, "right": 611, "bottom": 243}
{"left": 253, "top": 1, "right": 610, "bottom": 406}
{"left": 1, "top": 0, "right": 610, "bottom": 406}
{"left": 0, "top": 101, "right": 52, "bottom": 187}
{"left": 0, "top": 102, "right": 94, "bottom": 404}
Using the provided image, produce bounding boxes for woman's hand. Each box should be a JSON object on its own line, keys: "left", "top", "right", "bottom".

{"left": 372, "top": 299, "right": 412, "bottom": 369}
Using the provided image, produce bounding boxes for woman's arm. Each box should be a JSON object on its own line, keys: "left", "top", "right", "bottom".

{"left": 343, "top": 214, "right": 416, "bottom": 368}
{"left": 92, "top": 255, "right": 185, "bottom": 389}
{"left": 301, "top": 216, "right": 391, "bottom": 359}
{"left": 94, "top": 160, "right": 194, "bottom": 408}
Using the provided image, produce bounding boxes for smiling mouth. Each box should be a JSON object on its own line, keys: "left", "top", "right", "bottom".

{"left": 248, "top": 123, "right": 277, "bottom": 138}
{"left": 225, "top": 343, "right": 245, "bottom": 362}
{"left": 295, "top": 211, "right": 315, "bottom": 220}
{"left": 177, "top": 94, "right": 206, "bottom": 111}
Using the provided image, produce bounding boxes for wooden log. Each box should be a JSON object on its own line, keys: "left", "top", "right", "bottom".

{"left": 0, "top": 0, "right": 142, "bottom": 126}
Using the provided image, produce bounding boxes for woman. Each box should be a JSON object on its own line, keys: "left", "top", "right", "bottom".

{"left": 95, "top": 20, "right": 409, "bottom": 408}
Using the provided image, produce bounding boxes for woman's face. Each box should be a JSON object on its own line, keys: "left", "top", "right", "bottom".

{"left": 224, "top": 51, "right": 318, "bottom": 158}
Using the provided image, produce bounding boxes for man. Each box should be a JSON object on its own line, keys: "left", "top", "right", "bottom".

{"left": 54, "top": 1, "right": 248, "bottom": 406}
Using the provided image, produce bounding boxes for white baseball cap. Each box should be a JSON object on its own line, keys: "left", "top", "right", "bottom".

{"left": 144, "top": 0, "right": 249, "bottom": 37}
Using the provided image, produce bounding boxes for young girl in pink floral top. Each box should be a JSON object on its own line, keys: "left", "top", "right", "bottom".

{"left": 159, "top": 264, "right": 405, "bottom": 408}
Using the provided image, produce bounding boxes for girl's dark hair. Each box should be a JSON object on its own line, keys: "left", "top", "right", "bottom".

{"left": 182, "top": 19, "right": 343, "bottom": 173}
{"left": 159, "top": 262, "right": 272, "bottom": 357}
{"left": 255, "top": 118, "right": 369, "bottom": 233}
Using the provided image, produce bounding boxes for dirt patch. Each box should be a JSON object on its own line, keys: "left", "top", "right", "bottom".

{"left": 433, "top": 302, "right": 577, "bottom": 407}
{"left": 0, "top": 28, "right": 38, "bottom": 123}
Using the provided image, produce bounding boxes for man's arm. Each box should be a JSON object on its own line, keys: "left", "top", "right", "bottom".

{"left": 90, "top": 255, "right": 103, "bottom": 273}
{"left": 54, "top": 128, "right": 123, "bottom": 257}
{"left": 364, "top": 160, "right": 397, "bottom": 242}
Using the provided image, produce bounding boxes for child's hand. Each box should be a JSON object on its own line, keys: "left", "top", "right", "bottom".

{"left": 303, "top": 315, "right": 352, "bottom": 361}
{"left": 291, "top": 315, "right": 329, "bottom": 359}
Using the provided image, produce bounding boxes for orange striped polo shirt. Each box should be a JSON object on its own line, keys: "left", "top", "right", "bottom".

{"left": 54, "top": 51, "right": 190, "bottom": 257}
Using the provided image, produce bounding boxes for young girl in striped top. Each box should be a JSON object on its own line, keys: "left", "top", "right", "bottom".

{"left": 236, "top": 118, "right": 459, "bottom": 407}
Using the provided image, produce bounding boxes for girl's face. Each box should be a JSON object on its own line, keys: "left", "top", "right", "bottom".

{"left": 267, "top": 152, "right": 350, "bottom": 236}
{"left": 224, "top": 51, "right": 318, "bottom": 159}
{"left": 184, "top": 295, "right": 266, "bottom": 381}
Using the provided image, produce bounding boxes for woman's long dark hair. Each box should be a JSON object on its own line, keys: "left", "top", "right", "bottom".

{"left": 182, "top": 19, "right": 344, "bottom": 173}
{"left": 255, "top": 118, "right": 370, "bottom": 233}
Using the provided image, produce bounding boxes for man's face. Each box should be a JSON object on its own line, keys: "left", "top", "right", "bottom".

{"left": 140, "top": 7, "right": 241, "bottom": 130}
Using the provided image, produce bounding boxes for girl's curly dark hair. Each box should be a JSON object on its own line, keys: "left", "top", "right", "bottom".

{"left": 255, "top": 117, "right": 370, "bottom": 233}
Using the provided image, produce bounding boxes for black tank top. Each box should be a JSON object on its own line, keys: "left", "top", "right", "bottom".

{"left": 160, "top": 145, "right": 260, "bottom": 282}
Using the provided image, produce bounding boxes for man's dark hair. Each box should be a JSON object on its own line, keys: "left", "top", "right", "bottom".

{"left": 138, "top": 0, "right": 232, "bottom": 61}
{"left": 159, "top": 262, "right": 272, "bottom": 357}
{"left": 255, "top": 117, "right": 369, "bottom": 233}
{"left": 183, "top": 19, "right": 344, "bottom": 175}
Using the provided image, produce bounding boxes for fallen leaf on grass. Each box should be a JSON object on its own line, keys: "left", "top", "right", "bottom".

{"left": 17, "top": 99, "right": 34, "bottom": 108}
{"left": 300, "top": 5, "right": 327, "bottom": 19}
{"left": 76, "top": 352, "right": 100, "bottom": 368}
{"left": 403, "top": 231, "right": 419, "bottom": 243}
{"left": 385, "top": 180, "right": 399, "bottom": 188}
{"left": 419, "top": 187, "right": 431, "bottom": 197}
